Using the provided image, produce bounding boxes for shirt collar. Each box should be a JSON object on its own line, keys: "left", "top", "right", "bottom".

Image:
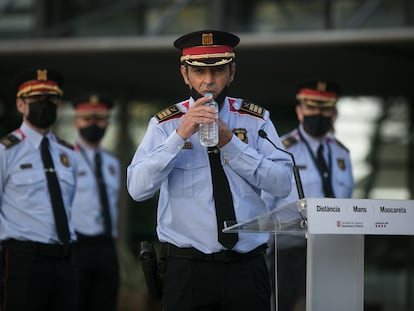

{"left": 20, "top": 122, "right": 49, "bottom": 149}
{"left": 299, "top": 124, "right": 327, "bottom": 153}
{"left": 76, "top": 138, "right": 100, "bottom": 161}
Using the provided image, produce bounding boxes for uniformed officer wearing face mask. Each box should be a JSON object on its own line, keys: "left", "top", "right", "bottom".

{"left": 0, "top": 67, "right": 78, "bottom": 311}
{"left": 71, "top": 94, "right": 121, "bottom": 311}
{"left": 262, "top": 80, "right": 354, "bottom": 311}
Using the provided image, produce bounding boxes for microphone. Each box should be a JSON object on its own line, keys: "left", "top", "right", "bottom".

{"left": 258, "top": 129, "right": 305, "bottom": 200}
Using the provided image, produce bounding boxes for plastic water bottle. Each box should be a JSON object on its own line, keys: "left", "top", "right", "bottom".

{"left": 199, "top": 93, "right": 218, "bottom": 147}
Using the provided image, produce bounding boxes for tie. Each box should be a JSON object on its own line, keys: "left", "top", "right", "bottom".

{"left": 40, "top": 137, "right": 70, "bottom": 244}
{"left": 95, "top": 152, "right": 112, "bottom": 236}
{"left": 316, "top": 144, "right": 335, "bottom": 198}
{"left": 208, "top": 147, "right": 239, "bottom": 249}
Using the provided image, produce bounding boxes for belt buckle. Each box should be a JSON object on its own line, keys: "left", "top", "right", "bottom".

{"left": 212, "top": 250, "right": 232, "bottom": 262}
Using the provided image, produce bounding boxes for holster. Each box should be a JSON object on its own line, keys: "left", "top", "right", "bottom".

{"left": 139, "top": 241, "right": 162, "bottom": 301}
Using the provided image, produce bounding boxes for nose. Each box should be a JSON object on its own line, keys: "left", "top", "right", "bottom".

{"left": 203, "top": 69, "right": 215, "bottom": 84}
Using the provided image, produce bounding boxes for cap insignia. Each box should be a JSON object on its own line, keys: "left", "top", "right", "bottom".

{"left": 233, "top": 128, "right": 248, "bottom": 144}
{"left": 317, "top": 82, "right": 327, "bottom": 92}
{"left": 202, "top": 33, "right": 213, "bottom": 45}
{"left": 240, "top": 100, "right": 265, "bottom": 118}
{"left": 37, "top": 69, "right": 48, "bottom": 81}
{"left": 90, "top": 95, "right": 100, "bottom": 105}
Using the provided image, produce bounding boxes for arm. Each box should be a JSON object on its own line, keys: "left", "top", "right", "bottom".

{"left": 220, "top": 119, "right": 293, "bottom": 197}
{"left": 127, "top": 97, "right": 217, "bottom": 201}
{"left": 127, "top": 120, "right": 185, "bottom": 201}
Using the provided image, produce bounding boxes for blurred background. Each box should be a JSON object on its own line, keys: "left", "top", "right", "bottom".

{"left": 0, "top": 0, "right": 413, "bottom": 310}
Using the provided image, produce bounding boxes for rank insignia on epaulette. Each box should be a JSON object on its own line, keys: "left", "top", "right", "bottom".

{"left": 337, "top": 158, "right": 346, "bottom": 171}
{"left": 183, "top": 141, "right": 193, "bottom": 149}
{"left": 233, "top": 128, "right": 248, "bottom": 144}
{"left": 60, "top": 153, "right": 70, "bottom": 167}
{"left": 335, "top": 139, "right": 350, "bottom": 153}
{"left": 155, "top": 105, "right": 181, "bottom": 122}
{"left": 0, "top": 134, "right": 21, "bottom": 149}
{"left": 56, "top": 137, "right": 74, "bottom": 150}
{"left": 282, "top": 136, "right": 297, "bottom": 148}
{"left": 240, "top": 100, "right": 265, "bottom": 118}
{"left": 78, "top": 171, "right": 87, "bottom": 177}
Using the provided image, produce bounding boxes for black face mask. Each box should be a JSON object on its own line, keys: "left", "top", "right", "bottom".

{"left": 303, "top": 115, "right": 333, "bottom": 137}
{"left": 26, "top": 99, "right": 58, "bottom": 129}
{"left": 190, "top": 86, "right": 229, "bottom": 107}
{"left": 79, "top": 124, "right": 106, "bottom": 143}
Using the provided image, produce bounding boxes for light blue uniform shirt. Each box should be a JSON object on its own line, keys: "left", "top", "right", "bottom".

{"left": 0, "top": 122, "right": 77, "bottom": 244}
{"left": 71, "top": 140, "right": 120, "bottom": 237}
{"left": 127, "top": 96, "right": 293, "bottom": 254}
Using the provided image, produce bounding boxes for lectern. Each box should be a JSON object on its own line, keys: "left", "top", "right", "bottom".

{"left": 223, "top": 198, "right": 414, "bottom": 311}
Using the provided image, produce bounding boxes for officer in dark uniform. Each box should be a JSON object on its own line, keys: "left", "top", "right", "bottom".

{"left": 127, "top": 30, "right": 293, "bottom": 311}
{"left": 0, "top": 67, "right": 78, "bottom": 311}
{"left": 71, "top": 94, "right": 120, "bottom": 311}
{"left": 263, "top": 80, "right": 354, "bottom": 311}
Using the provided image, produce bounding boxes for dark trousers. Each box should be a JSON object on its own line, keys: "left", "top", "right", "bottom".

{"left": 161, "top": 254, "right": 271, "bottom": 311}
{"left": 0, "top": 240, "right": 78, "bottom": 311}
{"left": 75, "top": 234, "right": 119, "bottom": 311}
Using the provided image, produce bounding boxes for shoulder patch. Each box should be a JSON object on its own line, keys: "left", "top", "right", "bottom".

{"left": 0, "top": 134, "right": 22, "bottom": 149}
{"left": 239, "top": 100, "right": 265, "bottom": 118}
{"left": 56, "top": 137, "right": 74, "bottom": 150}
{"left": 155, "top": 105, "right": 183, "bottom": 123}
{"left": 334, "top": 138, "right": 350, "bottom": 153}
{"left": 101, "top": 148, "right": 118, "bottom": 159}
{"left": 282, "top": 136, "right": 298, "bottom": 149}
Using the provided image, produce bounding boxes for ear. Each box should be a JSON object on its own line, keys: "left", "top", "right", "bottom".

{"left": 16, "top": 98, "right": 26, "bottom": 115}
{"left": 180, "top": 65, "right": 190, "bottom": 86}
{"left": 228, "top": 63, "right": 236, "bottom": 84}
{"left": 295, "top": 104, "right": 304, "bottom": 123}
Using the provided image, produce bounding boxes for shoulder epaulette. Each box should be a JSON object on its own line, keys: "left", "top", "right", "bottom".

{"left": 155, "top": 104, "right": 183, "bottom": 123}
{"left": 334, "top": 138, "right": 350, "bottom": 153}
{"left": 0, "top": 134, "right": 22, "bottom": 149}
{"left": 56, "top": 137, "right": 74, "bottom": 150}
{"left": 282, "top": 136, "right": 298, "bottom": 149}
{"left": 239, "top": 100, "right": 265, "bottom": 118}
{"left": 101, "top": 148, "right": 118, "bottom": 158}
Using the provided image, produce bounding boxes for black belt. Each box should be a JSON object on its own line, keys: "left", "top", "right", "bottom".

{"left": 75, "top": 232, "right": 114, "bottom": 245}
{"left": 2, "top": 239, "right": 72, "bottom": 258}
{"left": 160, "top": 242, "right": 267, "bottom": 262}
